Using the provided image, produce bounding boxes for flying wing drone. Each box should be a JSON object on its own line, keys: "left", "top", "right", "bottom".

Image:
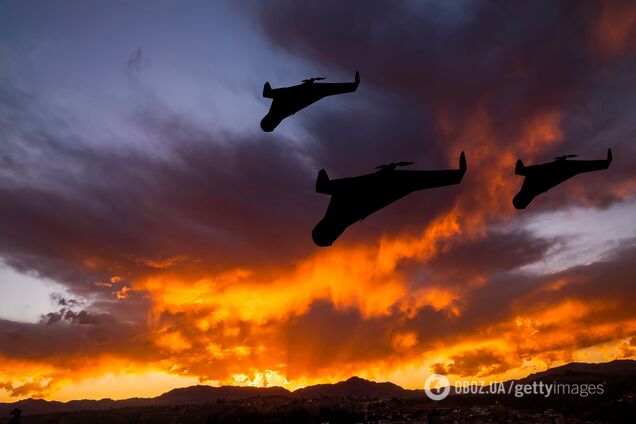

{"left": 312, "top": 152, "right": 467, "bottom": 247}
{"left": 260, "top": 71, "right": 360, "bottom": 132}
{"left": 513, "top": 149, "right": 612, "bottom": 209}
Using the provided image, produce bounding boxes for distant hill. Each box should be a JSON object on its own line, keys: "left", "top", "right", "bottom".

{"left": 154, "top": 385, "right": 291, "bottom": 404}
{"left": 1, "top": 359, "right": 634, "bottom": 417}
{"left": 293, "top": 376, "right": 422, "bottom": 398}
{"left": 520, "top": 359, "right": 636, "bottom": 382}
{"left": 444, "top": 359, "right": 636, "bottom": 422}
{"left": 0, "top": 386, "right": 292, "bottom": 417}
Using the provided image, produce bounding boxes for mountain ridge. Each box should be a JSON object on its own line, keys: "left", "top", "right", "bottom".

{"left": 1, "top": 359, "right": 634, "bottom": 416}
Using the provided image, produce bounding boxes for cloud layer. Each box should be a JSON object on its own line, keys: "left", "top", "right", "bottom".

{"left": 0, "top": 0, "right": 635, "bottom": 400}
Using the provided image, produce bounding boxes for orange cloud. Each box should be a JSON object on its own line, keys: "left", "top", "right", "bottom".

{"left": 3, "top": 19, "right": 636, "bottom": 401}
{"left": 98, "top": 104, "right": 571, "bottom": 389}
{"left": 595, "top": 1, "right": 636, "bottom": 56}
{"left": 7, "top": 94, "right": 634, "bottom": 404}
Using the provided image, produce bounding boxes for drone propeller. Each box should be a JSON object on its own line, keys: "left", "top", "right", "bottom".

{"left": 553, "top": 154, "right": 578, "bottom": 161}
{"left": 301, "top": 77, "right": 326, "bottom": 83}
{"left": 375, "top": 161, "right": 415, "bottom": 171}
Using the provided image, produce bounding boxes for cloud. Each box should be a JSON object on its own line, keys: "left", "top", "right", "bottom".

{"left": 251, "top": 0, "right": 636, "bottom": 206}
{"left": 595, "top": 0, "right": 636, "bottom": 56}
{"left": 0, "top": 0, "right": 635, "bottom": 400}
{"left": 431, "top": 348, "right": 518, "bottom": 377}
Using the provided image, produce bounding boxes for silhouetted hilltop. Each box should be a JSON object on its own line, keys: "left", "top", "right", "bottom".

{"left": 293, "top": 376, "right": 421, "bottom": 398}
{"left": 444, "top": 360, "right": 636, "bottom": 422}
{"left": 154, "top": 385, "right": 290, "bottom": 404}
{"left": 0, "top": 397, "right": 149, "bottom": 416}
{"left": 0, "top": 386, "right": 291, "bottom": 417}
{"left": 520, "top": 359, "right": 636, "bottom": 382}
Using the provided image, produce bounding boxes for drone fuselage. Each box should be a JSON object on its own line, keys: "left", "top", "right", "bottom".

{"left": 513, "top": 152, "right": 612, "bottom": 209}
{"left": 312, "top": 153, "right": 466, "bottom": 246}
{"left": 261, "top": 76, "right": 359, "bottom": 132}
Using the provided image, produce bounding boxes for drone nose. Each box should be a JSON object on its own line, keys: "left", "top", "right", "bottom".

{"left": 260, "top": 120, "right": 274, "bottom": 132}
{"left": 260, "top": 115, "right": 278, "bottom": 132}
{"left": 512, "top": 193, "right": 531, "bottom": 209}
{"left": 312, "top": 228, "right": 333, "bottom": 247}
{"left": 312, "top": 220, "right": 342, "bottom": 247}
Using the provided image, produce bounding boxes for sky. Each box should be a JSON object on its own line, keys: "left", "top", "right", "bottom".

{"left": 0, "top": 0, "right": 635, "bottom": 402}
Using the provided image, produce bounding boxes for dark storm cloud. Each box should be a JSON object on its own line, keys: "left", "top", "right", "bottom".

{"left": 420, "top": 229, "right": 557, "bottom": 279}
{"left": 283, "top": 300, "right": 400, "bottom": 376}
{"left": 250, "top": 0, "right": 636, "bottom": 213}
{"left": 0, "top": 306, "right": 154, "bottom": 397}
{"left": 41, "top": 308, "right": 119, "bottom": 326}
{"left": 232, "top": 239, "right": 635, "bottom": 379}
{"left": 451, "top": 240, "right": 636, "bottom": 359}
{"left": 2, "top": 0, "right": 634, "bottom": 298}
{"left": 515, "top": 238, "right": 636, "bottom": 316}
{"left": 1, "top": 0, "right": 635, "bottom": 398}
{"left": 441, "top": 238, "right": 636, "bottom": 336}
{"left": 252, "top": 0, "right": 594, "bottom": 118}
{"left": 0, "top": 84, "right": 325, "bottom": 295}
{"left": 431, "top": 348, "right": 517, "bottom": 377}
{"left": 0, "top": 314, "right": 150, "bottom": 362}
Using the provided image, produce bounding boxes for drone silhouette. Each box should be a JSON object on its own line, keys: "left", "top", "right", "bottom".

{"left": 513, "top": 149, "right": 612, "bottom": 209}
{"left": 260, "top": 71, "right": 360, "bottom": 132}
{"left": 312, "top": 152, "right": 467, "bottom": 246}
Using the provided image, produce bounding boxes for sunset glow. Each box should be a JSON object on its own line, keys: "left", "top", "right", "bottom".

{"left": 1, "top": 1, "right": 635, "bottom": 403}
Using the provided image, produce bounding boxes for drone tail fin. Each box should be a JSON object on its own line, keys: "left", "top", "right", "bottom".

{"left": 316, "top": 169, "right": 332, "bottom": 194}
{"left": 515, "top": 159, "right": 526, "bottom": 176}
{"left": 607, "top": 148, "right": 613, "bottom": 165}
{"left": 355, "top": 70, "right": 360, "bottom": 87}
{"left": 459, "top": 151, "right": 467, "bottom": 174}
{"left": 263, "top": 82, "right": 274, "bottom": 98}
